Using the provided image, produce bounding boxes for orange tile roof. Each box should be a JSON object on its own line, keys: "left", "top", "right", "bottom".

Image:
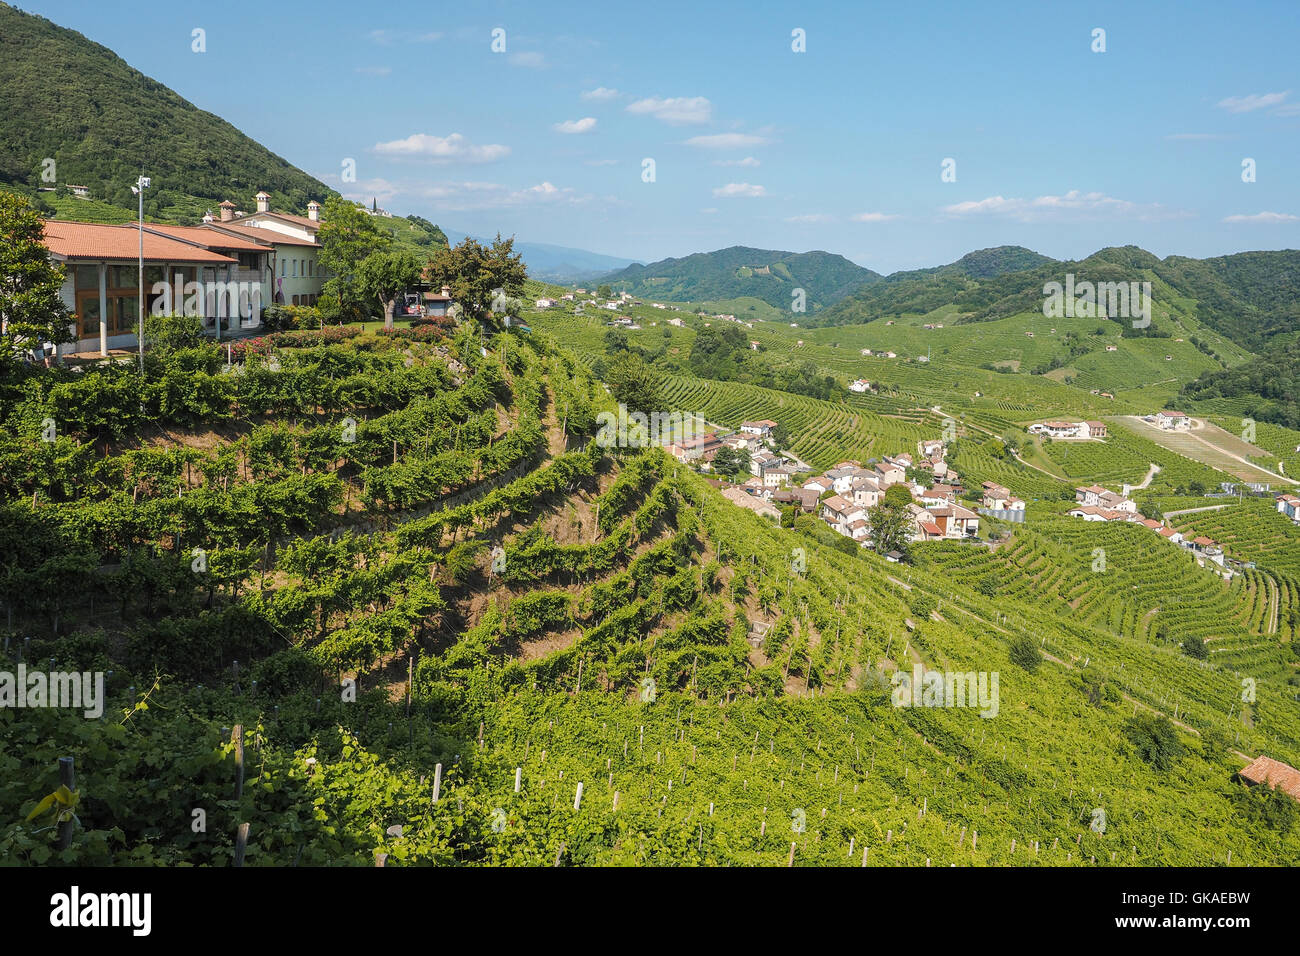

{"left": 42, "top": 220, "right": 236, "bottom": 263}
{"left": 143, "top": 223, "right": 270, "bottom": 253}
{"left": 201, "top": 222, "right": 319, "bottom": 248}
{"left": 1238, "top": 755, "right": 1300, "bottom": 802}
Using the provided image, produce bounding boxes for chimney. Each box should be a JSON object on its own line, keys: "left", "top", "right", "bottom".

{"left": 255, "top": 190, "right": 271, "bottom": 213}
{"left": 219, "top": 200, "right": 236, "bottom": 222}
{"left": 441, "top": 284, "right": 451, "bottom": 298}
{"left": 307, "top": 200, "right": 321, "bottom": 222}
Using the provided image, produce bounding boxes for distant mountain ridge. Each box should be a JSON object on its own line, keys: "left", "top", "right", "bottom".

{"left": 442, "top": 228, "right": 640, "bottom": 283}
{"left": 598, "top": 245, "right": 881, "bottom": 311}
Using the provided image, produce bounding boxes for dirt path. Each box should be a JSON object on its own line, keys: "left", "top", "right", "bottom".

{"left": 1130, "top": 462, "right": 1161, "bottom": 491}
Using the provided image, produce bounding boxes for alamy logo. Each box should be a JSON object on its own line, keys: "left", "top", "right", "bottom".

{"left": 891, "top": 665, "right": 999, "bottom": 718}
{"left": 595, "top": 404, "right": 706, "bottom": 449}
{"left": 150, "top": 278, "right": 262, "bottom": 324}
{"left": 1042, "top": 274, "right": 1152, "bottom": 328}
{"left": 50, "top": 886, "right": 151, "bottom": 936}
{"left": 0, "top": 666, "right": 104, "bottom": 718}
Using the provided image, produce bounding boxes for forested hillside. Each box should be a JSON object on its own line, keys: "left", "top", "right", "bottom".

{"left": 0, "top": 2, "right": 331, "bottom": 221}
{"left": 601, "top": 246, "right": 880, "bottom": 311}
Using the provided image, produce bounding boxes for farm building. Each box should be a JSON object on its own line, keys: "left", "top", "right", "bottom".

{"left": 1237, "top": 755, "right": 1300, "bottom": 804}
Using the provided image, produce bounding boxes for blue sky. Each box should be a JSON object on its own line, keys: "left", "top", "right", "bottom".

{"left": 22, "top": 0, "right": 1300, "bottom": 272}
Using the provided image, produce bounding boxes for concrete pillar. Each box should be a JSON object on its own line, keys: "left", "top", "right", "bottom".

{"left": 98, "top": 261, "right": 108, "bottom": 357}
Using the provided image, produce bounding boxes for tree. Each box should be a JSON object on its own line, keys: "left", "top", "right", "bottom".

{"left": 597, "top": 284, "right": 612, "bottom": 299}
{"left": 0, "top": 191, "right": 72, "bottom": 362}
{"left": 1124, "top": 713, "right": 1185, "bottom": 771}
{"left": 426, "top": 234, "right": 526, "bottom": 326}
{"left": 143, "top": 312, "right": 206, "bottom": 353}
{"left": 712, "top": 446, "right": 749, "bottom": 479}
{"left": 316, "top": 197, "right": 390, "bottom": 321}
{"left": 604, "top": 351, "right": 662, "bottom": 416}
{"left": 866, "top": 493, "right": 911, "bottom": 555}
{"left": 1009, "top": 635, "right": 1042, "bottom": 672}
{"left": 1182, "top": 635, "right": 1209, "bottom": 660}
{"left": 357, "top": 249, "right": 424, "bottom": 329}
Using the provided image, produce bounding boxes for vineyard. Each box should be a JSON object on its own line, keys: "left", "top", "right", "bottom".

{"left": 1, "top": 317, "right": 1297, "bottom": 867}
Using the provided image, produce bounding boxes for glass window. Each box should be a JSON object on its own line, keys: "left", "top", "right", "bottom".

{"left": 144, "top": 265, "right": 165, "bottom": 286}
{"left": 75, "top": 265, "right": 99, "bottom": 291}
{"left": 111, "top": 265, "right": 138, "bottom": 289}
{"left": 280, "top": 259, "right": 285, "bottom": 277}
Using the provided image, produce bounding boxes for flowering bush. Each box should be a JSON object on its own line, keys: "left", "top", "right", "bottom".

{"left": 231, "top": 326, "right": 360, "bottom": 360}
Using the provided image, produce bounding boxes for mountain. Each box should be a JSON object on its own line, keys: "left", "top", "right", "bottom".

{"left": 598, "top": 245, "right": 881, "bottom": 311}
{"left": 0, "top": 2, "right": 332, "bottom": 222}
{"left": 810, "top": 244, "right": 1300, "bottom": 350}
{"left": 442, "top": 228, "right": 640, "bottom": 283}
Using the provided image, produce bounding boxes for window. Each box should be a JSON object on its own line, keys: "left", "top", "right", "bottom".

{"left": 280, "top": 259, "right": 285, "bottom": 277}
{"left": 75, "top": 265, "right": 99, "bottom": 291}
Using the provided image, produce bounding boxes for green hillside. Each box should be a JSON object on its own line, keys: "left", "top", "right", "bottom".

{"left": 0, "top": 1, "right": 331, "bottom": 221}
{"left": 600, "top": 246, "right": 881, "bottom": 312}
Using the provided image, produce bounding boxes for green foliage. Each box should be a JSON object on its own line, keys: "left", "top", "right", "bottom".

{"left": 0, "top": 192, "right": 72, "bottom": 360}
{"left": 1124, "top": 713, "right": 1185, "bottom": 771}
{"left": 1009, "top": 635, "right": 1042, "bottom": 672}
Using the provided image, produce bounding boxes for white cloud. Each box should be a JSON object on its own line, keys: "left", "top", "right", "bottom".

{"left": 372, "top": 132, "right": 510, "bottom": 163}
{"left": 411, "top": 180, "right": 595, "bottom": 211}
{"left": 581, "top": 87, "right": 620, "bottom": 101}
{"left": 509, "top": 51, "right": 546, "bottom": 68}
{"left": 1217, "top": 91, "right": 1289, "bottom": 113}
{"left": 355, "top": 66, "right": 391, "bottom": 76}
{"left": 942, "top": 190, "right": 1188, "bottom": 223}
{"left": 852, "top": 212, "right": 899, "bottom": 222}
{"left": 332, "top": 177, "right": 402, "bottom": 205}
{"left": 785, "top": 214, "right": 833, "bottom": 223}
{"left": 626, "top": 96, "right": 712, "bottom": 125}
{"left": 1222, "top": 211, "right": 1299, "bottom": 223}
{"left": 713, "top": 156, "right": 760, "bottom": 167}
{"left": 684, "top": 133, "right": 767, "bottom": 149}
{"left": 713, "top": 183, "right": 766, "bottom": 198}
{"left": 554, "top": 117, "right": 598, "bottom": 134}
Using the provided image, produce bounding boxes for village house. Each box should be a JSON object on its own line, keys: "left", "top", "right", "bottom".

{"left": 740, "top": 419, "right": 778, "bottom": 439}
{"left": 849, "top": 378, "right": 874, "bottom": 393}
{"left": 918, "top": 438, "right": 946, "bottom": 460}
{"left": 721, "top": 486, "right": 781, "bottom": 522}
{"left": 821, "top": 494, "right": 867, "bottom": 536}
{"left": 874, "top": 459, "right": 906, "bottom": 486}
{"left": 1276, "top": 494, "right": 1300, "bottom": 522}
{"left": 927, "top": 501, "right": 981, "bottom": 539}
{"left": 1029, "top": 421, "right": 1083, "bottom": 439}
{"left": 535, "top": 298, "right": 558, "bottom": 309}
{"left": 1081, "top": 420, "right": 1108, "bottom": 439}
{"left": 1153, "top": 410, "right": 1192, "bottom": 430}
{"left": 981, "top": 481, "right": 1025, "bottom": 512}
{"left": 801, "top": 475, "right": 834, "bottom": 495}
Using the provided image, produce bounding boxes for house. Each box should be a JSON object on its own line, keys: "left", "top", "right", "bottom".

{"left": 1237, "top": 755, "right": 1300, "bottom": 805}
{"left": 200, "top": 192, "right": 326, "bottom": 307}
{"left": 802, "top": 476, "right": 834, "bottom": 495}
{"left": 668, "top": 317, "right": 684, "bottom": 328}
{"left": 1075, "top": 484, "right": 1110, "bottom": 507}
{"left": 980, "top": 481, "right": 1025, "bottom": 512}
{"left": 740, "top": 420, "right": 778, "bottom": 438}
{"left": 762, "top": 468, "right": 792, "bottom": 489}
{"left": 668, "top": 433, "right": 724, "bottom": 463}
{"left": 1156, "top": 526, "right": 1183, "bottom": 545}
{"left": 1029, "top": 421, "right": 1082, "bottom": 439}
{"left": 860, "top": 348, "right": 873, "bottom": 356}
{"left": 927, "top": 502, "right": 980, "bottom": 538}
{"left": 918, "top": 439, "right": 946, "bottom": 460}
{"left": 1097, "top": 490, "right": 1137, "bottom": 513}
{"left": 849, "top": 378, "right": 874, "bottom": 393}
{"left": 750, "top": 448, "right": 787, "bottom": 477}
{"left": 917, "top": 484, "right": 957, "bottom": 508}
{"left": 1276, "top": 494, "right": 1300, "bottom": 522}
{"left": 884, "top": 550, "right": 904, "bottom": 563}
{"left": 1105, "top": 345, "right": 1118, "bottom": 352}
{"left": 535, "top": 298, "right": 558, "bottom": 309}
{"left": 874, "top": 460, "right": 906, "bottom": 486}
{"left": 560, "top": 293, "right": 575, "bottom": 301}
{"left": 1067, "top": 505, "right": 1135, "bottom": 522}
{"left": 849, "top": 475, "right": 882, "bottom": 509}
{"left": 821, "top": 495, "right": 866, "bottom": 535}
{"left": 884, "top": 351, "right": 897, "bottom": 358}
{"left": 422, "top": 286, "right": 455, "bottom": 318}
{"left": 41, "top": 219, "right": 268, "bottom": 357}
{"left": 1081, "top": 420, "right": 1108, "bottom": 439}
{"left": 721, "top": 486, "right": 781, "bottom": 522}
{"left": 774, "top": 487, "right": 821, "bottom": 513}
{"left": 1154, "top": 410, "right": 1191, "bottom": 430}
{"left": 66, "top": 184, "right": 91, "bottom": 198}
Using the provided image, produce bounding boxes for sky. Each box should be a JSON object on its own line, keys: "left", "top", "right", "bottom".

{"left": 19, "top": 0, "right": 1300, "bottom": 272}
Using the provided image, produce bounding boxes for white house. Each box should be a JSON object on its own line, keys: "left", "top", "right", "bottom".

{"left": 849, "top": 378, "right": 874, "bottom": 393}
{"left": 1154, "top": 410, "right": 1191, "bottom": 430}
{"left": 741, "top": 420, "right": 777, "bottom": 438}
{"left": 536, "top": 298, "right": 558, "bottom": 308}
{"left": 1276, "top": 494, "right": 1300, "bottom": 522}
